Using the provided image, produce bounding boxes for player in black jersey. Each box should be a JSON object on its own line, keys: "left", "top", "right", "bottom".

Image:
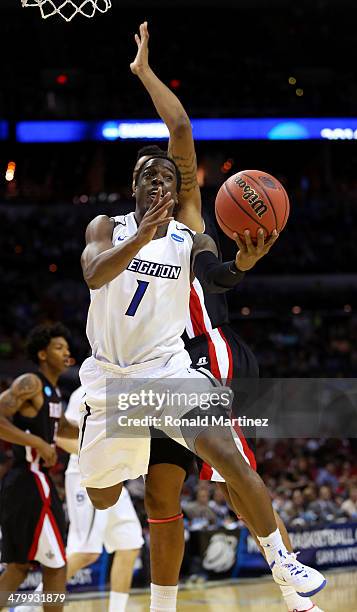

{"left": 131, "top": 22, "right": 325, "bottom": 612}
{"left": 0, "top": 323, "right": 78, "bottom": 611}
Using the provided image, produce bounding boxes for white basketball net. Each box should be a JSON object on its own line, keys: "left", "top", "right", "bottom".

{"left": 21, "top": 0, "right": 112, "bottom": 22}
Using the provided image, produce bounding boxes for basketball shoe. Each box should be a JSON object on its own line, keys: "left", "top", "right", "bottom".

{"left": 271, "top": 551, "right": 326, "bottom": 596}
{"left": 290, "top": 607, "right": 325, "bottom": 612}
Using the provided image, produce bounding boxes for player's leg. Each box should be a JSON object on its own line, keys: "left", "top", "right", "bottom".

{"left": 195, "top": 426, "right": 276, "bottom": 532}
{"left": 0, "top": 563, "right": 31, "bottom": 607}
{"left": 86, "top": 482, "right": 123, "bottom": 509}
{"left": 108, "top": 549, "right": 140, "bottom": 612}
{"left": 66, "top": 553, "right": 100, "bottom": 580}
{"left": 103, "top": 487, "right": 144, "bottom": 612}
{"left": 161, "top": 362, "right": 324, "bottom": 594}
{"left": 65, "top": 470, "right": 104, "bottom": 579}
{"left": 144, "top": 437, "right": 194, "bottom": 612}
{"left": 41, "top": 565, "right": 66, "bottom": 612}
{"left": 220, "top": 483, "right": 323, "bottom": 612}
{"left": 145, "top": 464, "right": 185, "bottom": 584}
{"left": 145, "top": 462, "right": 185, "bottom": 612}
{"left": 192, "top": 427, "right": 326, "bottom": 596}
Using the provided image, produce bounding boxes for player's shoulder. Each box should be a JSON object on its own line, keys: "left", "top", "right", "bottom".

{"left": 111, "top": 211, "right": 136, "bottom": 243}
{"left": 171, "top": 220, "right": 195, "bottom": 243}
{"left": 192, "top": 232, "right": 218, "bottom": 255}
{"left": 85, "top": 214, "right": 114, "bottom": 241}
{"left": 12, "top": 372, "right": 43, "bottom": 395}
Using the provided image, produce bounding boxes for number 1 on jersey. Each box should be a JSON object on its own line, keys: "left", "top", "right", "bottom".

{"left": 125, "top": 280, "right": 149, "bottom": 317}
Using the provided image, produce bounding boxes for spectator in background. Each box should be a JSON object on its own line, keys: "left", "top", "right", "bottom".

{"left": 183, "top": 487, "right": 218, "bottom": 529}
{"left": 208, "top": 487, "right": 236, "bottom": 528}
{"left": 316, "top": 462, "right": 340, "bottom": 492}
{"left": 341, "top": 485, "right": 357, "bottom": 520}
{"left": 308, "top": 485, "right": 342, "bottom": 523}
{"left": 281, "top": 490, "right": 308, "bottom": 527}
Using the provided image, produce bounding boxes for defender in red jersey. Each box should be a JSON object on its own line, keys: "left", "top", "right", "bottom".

{"left": 132, "top": 22, "right": 325, "bottom": 612}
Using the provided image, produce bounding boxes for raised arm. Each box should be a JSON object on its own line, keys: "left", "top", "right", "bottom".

{"left": 130, "top": 21, "right": 203, "bottom": 232}
{"left": 192, "top": 229, "right": 279, "bottom": 293}
{"left": 81, "top": 192, "right": 174, "bottom": 290}
{"left": 0, "top": 373, "right": 57, "bottom": 467}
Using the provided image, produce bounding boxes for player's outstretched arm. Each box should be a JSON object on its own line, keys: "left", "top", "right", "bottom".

{"left": 130, "top": 21, "right": 203, "bottom": 232}
{"left": 191, "top": 233, "right": 245, "bottom": 293}
{"left": 191, "top": 230, "right": 278, "bottom": 293}
{"left": 82, "top": 192, "right": 174, "bottom": 290}
{"left": 0, "top": 374, "right": 57, "bottom": 466}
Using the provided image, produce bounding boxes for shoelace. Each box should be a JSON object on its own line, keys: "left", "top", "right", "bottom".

{"left": 279, "top": 551, "right": 309, "bottom": 578}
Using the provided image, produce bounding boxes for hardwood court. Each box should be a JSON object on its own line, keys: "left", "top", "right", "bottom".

{"left": 67, "top": 568, "right": 357, "bottom": 611}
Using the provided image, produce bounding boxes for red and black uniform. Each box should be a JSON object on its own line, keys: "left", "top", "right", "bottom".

{"left": 0, "top": 373, "right": 66, "bottom": 567}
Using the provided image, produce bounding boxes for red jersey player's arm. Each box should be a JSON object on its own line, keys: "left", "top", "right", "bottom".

{"left": 56, "top": 436, "right": 78, "bottom": 455}
{"left": 191, "top": 230, "right": 279, "bottom": 293}
{"left": 0, "top": 373, "right": 44, "bottom": 444}
{"left": 130, "top": 22, "right": 204, "bottom": 233}
{"left": 191, "top": 233, "right": 245, "bottom": 293}
{"left": 57, "top": 414, "right": 78, "bottom": 440}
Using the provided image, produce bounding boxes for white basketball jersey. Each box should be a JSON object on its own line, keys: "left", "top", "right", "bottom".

{"left": 86, "top": 212, "right": 194, "bottom": 368}
{"left": 65, "top": 385, "right": 85, "bottom": 475}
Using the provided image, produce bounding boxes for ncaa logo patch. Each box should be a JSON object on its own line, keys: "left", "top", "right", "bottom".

{"left": 44, "top": 385, "right": 52, "bottom": 397}
{"left": 171, "top": 233, "right": 184, "bottom": 243}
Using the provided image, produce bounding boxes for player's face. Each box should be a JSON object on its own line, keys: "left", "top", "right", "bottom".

{"left": 135, "top": 158, "right": 178, "bottom": 216}
{"left": 41, "top": 336, "right": 71, "bottom": 374}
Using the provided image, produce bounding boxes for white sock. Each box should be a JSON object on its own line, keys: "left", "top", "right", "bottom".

{"left": 150, "top": 583, "right": 178, "bottom": 612}
{"left": 257, "top": 528, "right": 289, "bottom": 566}
{"left": 280, "top": 585, "right": 314, "bottom": 611}
{"left": 108, "top": 591, "right": 129, "bottom": 612}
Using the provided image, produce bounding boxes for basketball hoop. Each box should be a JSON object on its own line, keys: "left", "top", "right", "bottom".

{"left": 21, "top": 0, "right": 112, "bottom": 22}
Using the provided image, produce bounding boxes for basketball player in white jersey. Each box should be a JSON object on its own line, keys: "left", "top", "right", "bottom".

{"left": 56, "top": 385, "right": 143, "bottom": 612}
{"left": 130, "top": 22, "right": 325, "bottom": 612}
{"left": 79, "top": 79, "right": 326, "bottom": 612}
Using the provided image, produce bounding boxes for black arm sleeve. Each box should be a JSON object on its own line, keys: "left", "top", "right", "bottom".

{"left": 193, "top": 250, "right": 245, "bottom": 293}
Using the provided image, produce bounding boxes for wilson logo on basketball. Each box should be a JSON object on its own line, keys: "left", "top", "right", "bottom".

{"left": 233, "top": 177, "right": 268, "bottom": 218}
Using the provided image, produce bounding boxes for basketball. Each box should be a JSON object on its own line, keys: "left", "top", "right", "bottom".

{"left": 215, "top": 170, "right": 290, "bottom": 241}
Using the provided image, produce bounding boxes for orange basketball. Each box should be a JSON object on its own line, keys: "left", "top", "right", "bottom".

{"left": 215, "top": 170, "right": 290, "bottom": 241}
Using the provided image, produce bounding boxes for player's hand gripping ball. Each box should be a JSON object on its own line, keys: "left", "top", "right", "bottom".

{"left": 215, "top": 170, "right": 290, "bottom": 241}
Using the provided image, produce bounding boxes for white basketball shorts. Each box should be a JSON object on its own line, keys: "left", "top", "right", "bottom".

{"left": 65, "top": 475, "right": 144, "bottom": 555}
{"left": 78, "top": 352, "right": 233, "bottom": 489}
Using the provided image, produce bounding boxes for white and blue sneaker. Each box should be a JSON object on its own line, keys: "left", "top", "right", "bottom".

{"left": 271, "top": 551, "right": 327, "bottom": 597}
{"left": 291, "top": 607, "right": 325, "bottom": 612}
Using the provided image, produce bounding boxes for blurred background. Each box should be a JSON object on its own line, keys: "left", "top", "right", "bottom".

{"left": 0, "top": 0, "right": 356, "bottom": 586}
